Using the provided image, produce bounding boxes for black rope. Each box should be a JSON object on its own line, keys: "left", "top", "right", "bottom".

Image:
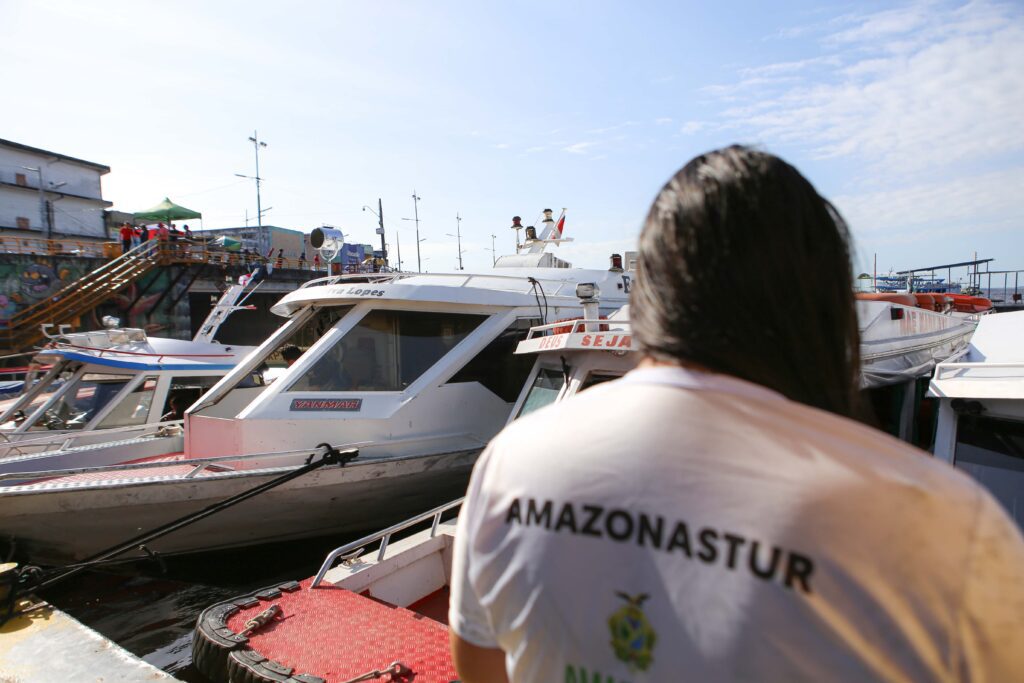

{"left": 12, "top": 444, "right": 358, "bottom": 603}
{"left": 527, "top": 277, "right": 549, "bottom": 325}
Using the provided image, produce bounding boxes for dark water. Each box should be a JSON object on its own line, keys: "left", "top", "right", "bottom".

{"left": 40, "top": 533, "right": 365, "bottom": 681}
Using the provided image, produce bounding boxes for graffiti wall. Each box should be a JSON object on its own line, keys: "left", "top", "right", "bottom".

{"left": 0, "top": 254, "right": 192, "bottom": 339}
{"left": 0, "top": 257, "right": 90, "bottom": 321}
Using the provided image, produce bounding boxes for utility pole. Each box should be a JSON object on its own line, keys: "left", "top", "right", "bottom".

{"left": 412, "top": 190, "right": 422, "bottom": 273}
{"left": 395, "top": 232, "right": 402, "bottom": 271}
{"left": 455, "top": 213, "right": 464, "bottom": 270}
{"left": 490, "top": 233, "right": 497, "bottom": 265}
{"left": 377, "top": 197, "right": 387, "bottom": 268}
{"left": 22, "top": 166, "right": 47, "bottom": 239}
{"left": 249, "top": 131, "right": 267, "bottom": 228}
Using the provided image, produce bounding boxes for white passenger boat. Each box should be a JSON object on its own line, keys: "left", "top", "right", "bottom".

{"left": 929, "top": 310, "right": 1024, "bottom": 529}
{"left": 0, "top": 283, "right": 259, "bottom": 475}
{"left": 189, "top": 302, "right": 640, "bottom": 683}
{"left": 0, "top": 212, "right": 635, "bottom": 564}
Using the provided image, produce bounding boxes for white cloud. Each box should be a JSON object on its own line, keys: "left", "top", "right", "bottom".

{"left": 704, "top": 1, "right": 1024, "bottom": 262}
{"left": 713, "top": 1, "right": 1024, "bottom": 174}
{"left": 655, "top": 117, "right": 673, "bottom": 125}
{"left": 494, "top": 143, "right": 511, "bottom": 149}
{"left": 679, "top": 121, "right": 707, "bottom": 135}
{"left": 562, "top": 141, "right": 599, "bottom": 154}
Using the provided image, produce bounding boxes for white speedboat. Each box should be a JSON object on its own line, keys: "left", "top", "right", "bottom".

{"left": 929, "top": 310, "right": 1024, "bottom": 529}
{"left": 0, "top": 212, "right": 635, "bottom": 564}
{"left": 0, "top": 283, "right": 259, "bottom": 475}
{"left": 189, "top": 303, "right": 641, "bottom": 683}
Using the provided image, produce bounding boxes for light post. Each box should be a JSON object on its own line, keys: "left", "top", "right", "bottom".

{"left": 236, "top": 130, "right": 267, "bottom": 229}
{"left": 401, "top": 213, "right": 425, "bottom": 273}
{"left": 445, "top": 212, "right": 464, "bottom": 270}
{"left": 361, "top": 200, "right": 389, "bottom": 269}
{"left": 411, "top": 191, "right": 422, "bottom": 272}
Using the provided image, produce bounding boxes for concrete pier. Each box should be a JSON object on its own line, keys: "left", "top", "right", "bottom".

{"left": 0, "top": 596, "right": 179, "bottom": 682}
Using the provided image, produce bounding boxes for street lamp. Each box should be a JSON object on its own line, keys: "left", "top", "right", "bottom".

{"left": 361, "top": 200, "right": 389, "bottom": 269}
{"left": 401, "top": 211, "right": 425, "bottom": 273}
{"left": 236, "top": 130, "right": 267, "bottom": 229}
{"left": 411, "top": 191, "right": 422, "bottom": 272}
{"left": 445, "top": 212, "right": 464, "bottom": 270}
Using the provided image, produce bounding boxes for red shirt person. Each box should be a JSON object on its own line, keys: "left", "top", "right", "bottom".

{"left": 118, "top": 223, "right": 133, "bottom": 254}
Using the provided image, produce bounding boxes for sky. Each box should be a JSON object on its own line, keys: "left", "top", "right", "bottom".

{"left": 1, "top": 0, "right": 1021, "bottom": 278}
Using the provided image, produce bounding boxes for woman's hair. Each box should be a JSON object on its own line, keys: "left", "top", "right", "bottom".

{"left": 630, "top": 145, "right": 862, "bottom": 418}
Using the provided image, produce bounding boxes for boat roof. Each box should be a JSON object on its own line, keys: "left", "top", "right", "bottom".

{"left": 270, "top": 268, "right": 633, "bottom": 317}
{"left": 929, "top": 311, "right": 1024, "bottom": 399}
{"left": 35, "top": 330, "right": 253, "bottom": 372}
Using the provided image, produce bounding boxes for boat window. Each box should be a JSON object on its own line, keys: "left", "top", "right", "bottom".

{"left": 447, "top": 318, "right": 541, "bottom": 402}
{"left": 159, "top": 376, "right": 221, "bottom": 420}
{"left": 27, "top": 373, "right": 132, "bottom": 431}
{"left": 95, "top": 376, "right": 160, "bottom": 429}
{"left": 517, "top": 367, "right": 565, "bottom": 418}
{"left": 580, "top": 372, "right": 622, "bottom": 391}
{"left": 954, "top": 415, "right": 1024, "bottom": 529}
{"left": 288, "top": 310, "right": 485, "bottom": 392}
{"left": 277, "top": 305, "right": 353, "bottom": 357}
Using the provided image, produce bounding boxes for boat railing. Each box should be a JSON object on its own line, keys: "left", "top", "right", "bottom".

{"left": 0, "top": 432, "right": 485, "bottom": 484}
{"left": 48, "top": 343, "right": 237, "bottom": 363}
{"left": 0, "top": 442, "right": 351, "bottom": 484}
{"left": 298, "top": 270, "right": 586, "bottom": 298}
{"left": 525, "top": 318, "right": 631, "bottom": 338}
{"left": 311, "top": 497, "right": 465, "bottom": 588}
{"left": 933, "top": 360, "right": 1024, "bottom": 382}
{"left": 0, "top": 419, "right": 185, "bottom": 458}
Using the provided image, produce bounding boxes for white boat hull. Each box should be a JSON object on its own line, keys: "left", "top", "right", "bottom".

{"left": 0, "top": 448, "right": 478, "bottom": 565}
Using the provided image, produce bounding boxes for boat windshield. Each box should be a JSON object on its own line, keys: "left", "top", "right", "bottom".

{"left": 287, "top": 310, "right": 485, "bottom": 392}
{"left": 517, "top": 367, "right": 565, "bottom": 418}
{"left": 954, "top": 414, "right": 1024, "bottom": 529}
{"left": 581, "top": 372, "right": 623, "bottom": 390}
{"left": 95, "top": 376, "right": 159, "bottom": 429}
{"left": 26, "top": 373, "right": 132, "bottom": 431}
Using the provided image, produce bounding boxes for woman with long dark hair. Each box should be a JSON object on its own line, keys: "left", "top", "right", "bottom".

{"left": 449, "top": 146, "right": 1024, "bottom": 683}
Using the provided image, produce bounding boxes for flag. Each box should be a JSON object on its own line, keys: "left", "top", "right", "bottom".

{"left": 555, "top": 209, "right": 566, "bottom": 237}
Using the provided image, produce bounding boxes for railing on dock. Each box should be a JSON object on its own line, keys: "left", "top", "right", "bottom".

{"left": 311, "top": 497, "right": 465, "bottom": 588}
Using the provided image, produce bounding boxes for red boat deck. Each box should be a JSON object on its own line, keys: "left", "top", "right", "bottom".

{"left": 222, "top": 578, "right": 457, "bottom": 682}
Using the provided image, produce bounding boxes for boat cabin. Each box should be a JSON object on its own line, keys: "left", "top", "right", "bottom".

{"left": 929, "top": 310, "right": 1024, "bottom": 529}
{"left": 0, "top": 328, "right": 254, "bottom": 458}
{"left": 187, "top": 268, "right": 634, "bottom": 461}
{"left": 510, "top": 305, "right": 636, "bottom": 421}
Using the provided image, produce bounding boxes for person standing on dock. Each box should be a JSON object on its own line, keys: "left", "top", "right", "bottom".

{"left": 118, "top": 222, "right": 133, "bottom": 255}
{"left": 450, "top": 145, "right": 1024, "bottom": 683}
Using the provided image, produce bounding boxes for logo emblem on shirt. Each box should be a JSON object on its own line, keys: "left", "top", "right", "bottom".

{"left": 608, "top": 592, "right": 656, "bottom": 672}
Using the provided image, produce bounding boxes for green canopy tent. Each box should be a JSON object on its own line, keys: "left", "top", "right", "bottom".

{"left": 134, "top": 197, "right": 202, "bottom": 225}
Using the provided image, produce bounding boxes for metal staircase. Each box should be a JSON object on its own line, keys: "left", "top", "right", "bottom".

{"left": 0, "top": 241, "right": 163, "bottom": 353}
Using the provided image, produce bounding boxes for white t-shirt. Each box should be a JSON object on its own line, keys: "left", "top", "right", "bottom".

{"left": 450, "top": 366, "right": 1024, "bottom": 682}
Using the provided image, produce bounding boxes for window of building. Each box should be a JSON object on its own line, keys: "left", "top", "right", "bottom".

{"left": 516, "top": 367, "right": 565, "bottom": 418}
{"left": 955, "top": 415, "right": 1024, "bottom": 529}
{"left": 15, "top": 173, "right": 27, "bottom": 186}
{"left": 447, "top": 318, "right": 540, "bottom": 402}
{"left": 16, "top": 217, "right": 30, "bottom": 230}
{"left": 96, "top": 376, "right": 160, "bottom": 429}
{"left": 288, "top": 310, "right": 485, "bottom": 392}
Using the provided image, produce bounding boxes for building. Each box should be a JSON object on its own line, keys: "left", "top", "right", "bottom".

{"left": 0, "top": 138, "right": 112, "bottom": 241}
{"left": 194, "top": 225, "right": 308, "bottom": 260}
